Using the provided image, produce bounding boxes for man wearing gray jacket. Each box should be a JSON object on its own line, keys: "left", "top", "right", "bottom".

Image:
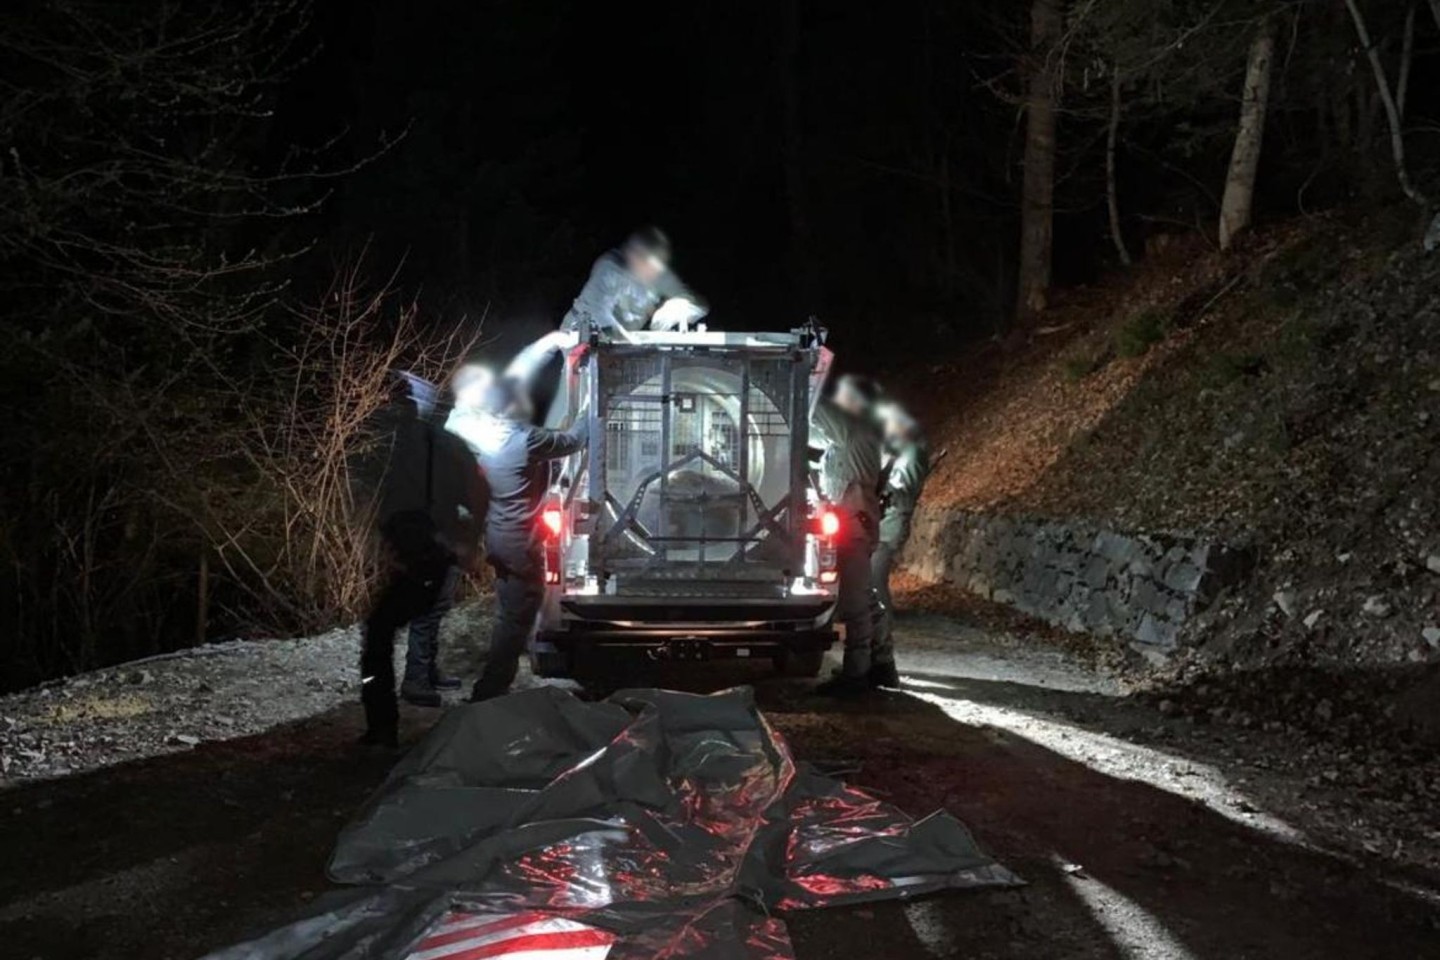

{"left": 809, "top": 375, "right": 885, "bottom": 697}
{"left": 446, "top": 377, "right": 587, "bottom": 700}
{"left": 560, "top": 226, "right": 707, "bottom": 339}
{"left": 871, "top": 400, "right": 930, "bottom": 680}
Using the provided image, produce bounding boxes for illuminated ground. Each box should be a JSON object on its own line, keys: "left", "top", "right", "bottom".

{"left": 2, "top": 614, "right": 1438, "bottom": 959}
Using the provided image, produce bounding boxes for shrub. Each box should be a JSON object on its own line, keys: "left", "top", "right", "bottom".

{"left": 1114, "top": 308, "right": 1170, "bottom": 358}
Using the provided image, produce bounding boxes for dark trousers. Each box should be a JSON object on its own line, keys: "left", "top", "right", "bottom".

{"left": 835, "top": 523, "right": 878, "bottom": 678}
{"left": 361, "top": 557, "right": 458, "bottom": 734}
{"left": 870, "top": 542, "right": 899, "bottom": 665}
{"left": 473, "top": 568, "right": 544, "bottom": 698}
{"left": 405, "top": 564, "right": 459, "bottom": 683}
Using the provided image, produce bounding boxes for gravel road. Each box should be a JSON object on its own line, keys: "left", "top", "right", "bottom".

{"left": 2, "top": 608, "right": 1438, "bottom": 959}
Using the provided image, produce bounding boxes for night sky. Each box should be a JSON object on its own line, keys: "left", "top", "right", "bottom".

{"left": 271, "top": 0, "right": 1024, "bottom": 362}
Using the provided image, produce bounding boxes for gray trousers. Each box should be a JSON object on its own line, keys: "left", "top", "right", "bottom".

{"left": 473, "top": 568, "right": 544, "bottom": 698}
{"left": 870, "top": 542, "right": 899, "bottom": 665}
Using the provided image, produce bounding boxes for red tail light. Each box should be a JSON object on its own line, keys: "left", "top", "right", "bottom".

{"left": 541, "top": 507, "right": 563, "bottom": 539}
{"left": 815, "top": 508, "right": 841, "bottom": 539}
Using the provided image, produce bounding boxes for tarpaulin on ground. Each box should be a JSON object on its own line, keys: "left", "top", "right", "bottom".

{"left": 206, "top": 686, "right": 1019, "bottom": 960}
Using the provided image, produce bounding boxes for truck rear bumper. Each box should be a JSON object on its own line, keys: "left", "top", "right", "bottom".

{"left": 531, "top": 625, "right": 836, "bottom": 676}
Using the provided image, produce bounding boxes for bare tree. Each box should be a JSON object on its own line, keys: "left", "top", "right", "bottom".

{"left": 0, "top": 0, "right": 378, "bottom": 686}
{"left": 1343, "top": 0, "right": 1427, "bottom": 206}
{"left": 1106, "top": 66, "right": 1132, "bottom": 266}
{"left": 1017, "top": 0, "right": 1065, "bottom": 321}
{"left": 1219, "top": 17, "right": 1277, "bottom": 251}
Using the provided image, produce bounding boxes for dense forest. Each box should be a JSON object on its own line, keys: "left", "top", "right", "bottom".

{"left": 2, "top": 0, "right": 1436, "bottom": 690}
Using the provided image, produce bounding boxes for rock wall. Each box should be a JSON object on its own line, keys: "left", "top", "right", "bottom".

{"left": 903, "top": 506, "right": 1254, "bottom": 649}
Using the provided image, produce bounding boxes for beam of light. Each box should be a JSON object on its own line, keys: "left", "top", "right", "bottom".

{"left": 1054, "top": 854, "right": 1200, "bottom": 960}
{"left": 902, "top": 681, "right": 1307, "bottom": 845}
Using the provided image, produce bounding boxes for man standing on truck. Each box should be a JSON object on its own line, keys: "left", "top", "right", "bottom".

{"left": 561, "top": 226, "right": 708, "bottom": 339}
{"left": 445, "top": 377, "right": 588, "bottom": 701}
{"left": 871, "top": 399, "right": 930, "bottom": 684}
{"left": 505, "top": 228, "right": 707, "bottom": 425}
{"left": 810, "top": 374, "right": 886, "bottom": 697}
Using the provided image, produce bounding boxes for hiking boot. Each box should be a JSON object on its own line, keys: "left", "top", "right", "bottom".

{"left": 358, "top": 727, "right": 398, "bottom": 748}
{"left": 868, "top": 661, "right": 900, "bottom": 689}
{"left": 430, "top": 673, "right": 463, "bottom": 691}
{"left": 814, "top": 673, "right": 871, "bottom": 699}
{"left": 400, "top": 680, "right": 443, "bottom": 708}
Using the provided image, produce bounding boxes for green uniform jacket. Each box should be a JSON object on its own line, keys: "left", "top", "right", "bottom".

{"left": 879, "top": 439, "right": 930, "bottom": 549}
{"left": 810, "top": 398, "right": 883, "bottom": 531}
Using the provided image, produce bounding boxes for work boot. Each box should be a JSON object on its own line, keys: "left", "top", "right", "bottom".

{"left": 430, "top": 671, "right": 462, "bottom": 691}
{"left": 400, "top": 679, "right": 443, "bottom": 708}
{"left": 868, "top": 660, "right": 900, "bottom": 689}
{"left": 358, "top": 726, "right": 398, "bottom": 748}
{"left": 467, "top": 677, "right": 511, "bottom": 703}
{"left": 814, "top": 673, "right": 870, "bottom": 699}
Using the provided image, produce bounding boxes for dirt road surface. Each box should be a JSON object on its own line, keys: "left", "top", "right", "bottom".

{"left": 2, "top": 613, "right": 1438, "bottom": 959}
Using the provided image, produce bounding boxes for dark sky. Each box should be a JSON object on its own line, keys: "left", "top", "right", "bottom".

{"left": 268, "top": 0, "right": 1433, "bottom": 363}
{"left": 270, "top": 0, "right": 1020, "bottom": 362}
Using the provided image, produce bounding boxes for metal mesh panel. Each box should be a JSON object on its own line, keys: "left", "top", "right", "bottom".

{"left": 595, "top": 351, "right": 800, "bottom": 580}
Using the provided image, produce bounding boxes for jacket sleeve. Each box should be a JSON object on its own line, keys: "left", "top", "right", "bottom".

{"left": 570, "top": 257, "right": 625, "bottom": 334}
{"left": 526, "top": 419, "right": 589, "bottom": 461}
{"left": 885, "top": 444, "right": 930, "bottom": 515}
{"left": 809, "top": 397, "right": 846, "bottom": 449}
{"left": 656, "top": 268, "right": 708, "bottom": 318}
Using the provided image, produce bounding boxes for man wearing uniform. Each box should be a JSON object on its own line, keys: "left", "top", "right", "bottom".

{"left": 360, "top": 366, "right": 490, "bottom": 746}
{"left": 871, "top": 400, "right": 930, "bottom": 686}
{"left": 809, "top": 375, "right": 885, "bottom": 697}
{"left": 507, "top": 227, "right": 707, "bottom": 426}
{"left": 445, "top": 377, "right": 588, "bottom": 701}
{"left": 561, "top": 226, "right": 708, "bottom": 339}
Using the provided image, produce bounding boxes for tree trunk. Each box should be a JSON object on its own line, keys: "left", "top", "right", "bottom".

{"left": 1344, "top": 0, "right": 1427, "bottom": 205}
{"left": 1106, "top": 68, "right": 1132, "bottom": 266}
{"left": 1398, "top": 2, "right": 1416, "bottom": 119}
{"left": 1219, "top": 18, "right": 1276, "bottom": 252}
{"left": 1429, "top": 0, "right": 1440, "bottom": 32}
{"left": 1016, "top": 0, "right": 1063, "bottom": 323}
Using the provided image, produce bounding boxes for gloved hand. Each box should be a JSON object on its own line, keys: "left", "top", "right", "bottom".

{"left": 651, "top": 297, "right": 706, "bottom": 331}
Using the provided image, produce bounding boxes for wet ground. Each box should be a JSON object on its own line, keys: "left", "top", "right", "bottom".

{"left": 2, "top": 613, "right": 1438, "bottom": 959}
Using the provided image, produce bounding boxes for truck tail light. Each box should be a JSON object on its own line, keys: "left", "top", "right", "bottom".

{"left": 808, "top": 502, "right": 840, "bottom": 588}
{"left": 541, "top": 507, "right": 563, "bottom": 539}
{"left": 810, "top": 505, "right": 841, "bottom": 540}
{"left": 541, "top": 499, "right": 563, "bottom": 585}
{"left": 818, "top": 508, "right": 841, "bottom": 539}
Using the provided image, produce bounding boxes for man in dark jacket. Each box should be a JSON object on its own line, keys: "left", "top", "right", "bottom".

{"left": 560, "top": 227, "right": 707, "bottom": 339}
{"left": 360, "top": 368, "right": 489, "bottom": 746}
{"left": 446, "top": 377, "right": 588, "bottom": 700}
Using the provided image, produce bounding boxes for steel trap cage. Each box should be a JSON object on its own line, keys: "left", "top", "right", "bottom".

{"left": 583, "top": 346, "right": 812, "bottom": 589}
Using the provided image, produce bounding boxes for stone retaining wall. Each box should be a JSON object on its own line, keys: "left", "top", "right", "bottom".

{"left": 902, "top": 506, "right": 1254, "bottom": 649}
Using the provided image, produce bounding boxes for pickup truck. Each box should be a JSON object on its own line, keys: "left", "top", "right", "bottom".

{"left": 528, "top": 324, "right": 842, "bottom": 680}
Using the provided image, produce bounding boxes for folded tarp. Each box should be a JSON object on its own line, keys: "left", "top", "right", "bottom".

{"left": 206, "top": 685, "right": 1019, "bottom": 960}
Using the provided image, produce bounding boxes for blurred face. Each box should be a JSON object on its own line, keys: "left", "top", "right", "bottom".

{"left": 451, "top": 364, "right": 495, "bottom": 411}
{"left": 880, "top": 406, "right": 915, "bottom": 446}
{"left": 833, "top": 380, "right": 869, "bottom": 417}
{"left": 624, "top": 244, "right": 667, "bottom": 286}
